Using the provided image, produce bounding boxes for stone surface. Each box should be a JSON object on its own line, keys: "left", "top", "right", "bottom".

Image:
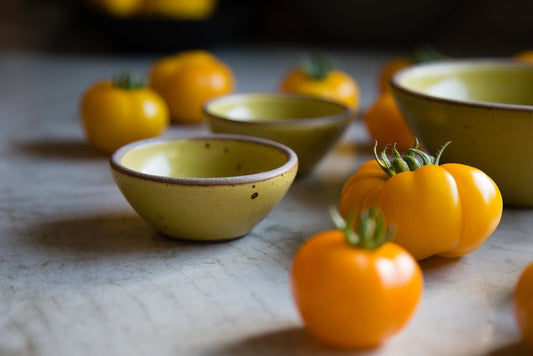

{"left": 0, "top": 48, "right": 531, "bottom": 356}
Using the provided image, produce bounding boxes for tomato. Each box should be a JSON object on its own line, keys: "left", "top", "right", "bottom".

{"left": 363, "top": 93, "right": 415, "bottom": 152}
{"left": 339, "top": 142, "right": 503, "bottom": 261}
{"left": 280, "top": 54, "right": 360, "bottom": 111}
{"left": 89, "top": 0, "right": 143, "bottom": 17}
{"left": 515, "top": 262, "right": 533, "bottom": 350}
{"left": 80, "top": 72, "right": 169, "bottom": 154}
{"left": 149, "top": 50, "right": 234, "bottom": 124}
{"left": 514, "top": 50, "right": 533, "bottom": 63}
{"left": 378, "top": 47, "right": 443, "bottom": 93}
{"left": 142, "top": 0, "right": 217, "bottom": 20}
{"left": 291, "top": 208, "right": 422, "bottom": 349}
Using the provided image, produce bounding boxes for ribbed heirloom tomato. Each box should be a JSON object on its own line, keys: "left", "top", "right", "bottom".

{"left": 280, "top": 54, "right": 360, "bottom": 111}
{"left": 339, "top": 141, "right": 503, "bottom": 261}
{"left": 149, "top": 50, "right": 234, "bottom": 124}
{"left": 515, "top": 261, "right": 533, "bottom": 350}
{"left": 291, "top": 208, "right": 422, "bottom": 349}
{"left": 80, "top": 72, "right": 169, "bottom": 154}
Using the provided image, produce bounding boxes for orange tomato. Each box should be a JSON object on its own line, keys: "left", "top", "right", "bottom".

{"left": 378, "top": 57, "right": 411, "bottom": 94}
{"left": 363, "top": 93, "right": 415, "bottom": 152}
{"left": 291, "top": 209, "right": 422, "bottom": 349}
{"left": 339, "top": 143, "right": 502, "bottom": 261}
{"left": 378, "top": 47, "right": 443, "bottom": 93}
{"left": 280, "top": 55, "right": 360, "bottom": 111}
{"left": 149, "top": 50, "right": 234, "bottom": 124}
{"left": 142, "top": 0, "right": 217, "bottom": 20}
{"left": 80, "top": 72, "right": 169, "bottom": 154}
{"left": 515, "top": 262, "right": 533, "bottom": 350}
{"left": 514, "top": 50, "right": 533, "bottom": 63}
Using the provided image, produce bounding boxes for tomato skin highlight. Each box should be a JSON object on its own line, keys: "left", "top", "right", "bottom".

{"left": 291, "top": 230, "right": 422, "bottom": 349}
{"left": 340, "top": 161, "right": 502, "bottom": 261}
{"left": 515, "top": 262, "right": 533, "bottom": 350}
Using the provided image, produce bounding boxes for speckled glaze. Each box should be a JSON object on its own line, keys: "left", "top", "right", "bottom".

{"left": 110, "top": 135, "right": 298, "bottom": 240}
{"left": 391, "top": 59, "right": 533, "bottom": 206}
{"left": 203, "top": 93, "right": 355, "bottom": 175}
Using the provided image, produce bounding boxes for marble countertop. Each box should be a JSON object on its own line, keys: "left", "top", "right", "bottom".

{"left": 1, "top": 47, "right": 532, "bottom": 356}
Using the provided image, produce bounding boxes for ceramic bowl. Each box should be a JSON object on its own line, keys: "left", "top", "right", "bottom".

{"left": 390, "top": 59, "right": 533, "bottom": 206}
{"left": 203, "top": 93, "right": 355, "bottom": 175}
{"left": 110, "top": 134, "right": 298, "bottom": 241}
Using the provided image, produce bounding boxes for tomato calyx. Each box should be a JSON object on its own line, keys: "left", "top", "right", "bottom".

{"left": 374, "top": 139, "right": 451, "bottom": 176}
{"left": 113, "top": 71, "right": 146, "bottom": 90}
{"left": 301, "top": 53, "right": 332, "bottom": 80}
{"left": 330, "top": 207, "right": 394, "bottom": 250}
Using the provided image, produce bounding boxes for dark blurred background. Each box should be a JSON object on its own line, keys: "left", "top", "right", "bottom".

{"left": 0, "top": 0, "right": 532, "bottom": 55}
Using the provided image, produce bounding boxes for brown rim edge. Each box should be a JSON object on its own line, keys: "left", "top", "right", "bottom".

{"left": 109, "top": 134, "right": 299, "bottom": 186}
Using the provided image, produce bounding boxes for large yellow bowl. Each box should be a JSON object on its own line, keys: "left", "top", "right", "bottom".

{"left": 204, "top": 93, "right": 355, "bottom": 175}
{"left": 391, "top": 59, "right": 533, "bottom": 206}
{"left": 110, "top": 135, "right": 298, "bottom": 241}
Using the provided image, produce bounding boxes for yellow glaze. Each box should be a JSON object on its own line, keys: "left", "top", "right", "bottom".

{"left": 204, "top": 93, "right": 355, "bottom": 175}
{"left": 110, "top": 135, "right": 298, "bottom": 241}
{"left": 391, "top": 59, "right": 533, "bottom": 206}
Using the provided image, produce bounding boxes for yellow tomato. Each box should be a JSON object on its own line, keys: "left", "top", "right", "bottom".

{"left": 280, "top": 55, "right": 360, "bottom": 111}
{"left": 149, "top": 50, "right": 234, "bottom": 124}
{"left": 515, "top": 262, "right": 533, "bottom": 350}
{"left": 339, "top": 142, "right": 502, "bottom": 261}
{"left": 142, "top": 0, "right": 217, "bottom": 20}
{"left": 80, "top": 72, "right": 169, "bottom": 154}
{"left": 363, "top": 93, "right": 416, "bottom": 152}
{"left": 89, "top": 0, "right": 143, "bottom": 17}
{"left": 292, "top": 209, "right": 422, "bottom": 349}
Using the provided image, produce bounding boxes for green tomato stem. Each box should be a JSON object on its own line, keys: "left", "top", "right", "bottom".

{"left": 113, "top": 71, "right": 146, "bottom": 90}
{"left": 301, "top": 53, "right": 332, "bottom": 80}
{"left": 330, "top": 207, "right": 394, "bottom": 250}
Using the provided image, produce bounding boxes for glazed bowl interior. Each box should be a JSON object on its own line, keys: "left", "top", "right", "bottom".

{"left": 394, "top": 60, "right": 533, "bottom": 106}
{"left": 120, "top": 138, "right": 289, "bottom": 179}
{"left": 205, "top": 93, "right": 347, "bottom": 122}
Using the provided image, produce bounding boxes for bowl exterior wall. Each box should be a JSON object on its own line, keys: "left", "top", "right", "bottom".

{"left": 392, "top": 87, "right": 533, "bottom": 206}
{"left": 110, "top": 166, "right": 297, "bottom": 240}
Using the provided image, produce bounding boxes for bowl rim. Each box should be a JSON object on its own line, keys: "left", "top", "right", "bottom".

{"left": 390, "top": 58, "right": 533, "bottom": 112}
{"left": 109, "top": 134, "right": 298, "bottom": 186}
{"left": 202, "top": 92, "right": 355, "bottom": 126}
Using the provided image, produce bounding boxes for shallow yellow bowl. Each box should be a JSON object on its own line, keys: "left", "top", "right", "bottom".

{"left": 204, "top": 93, "right": 355, "bottom": 175}
{"left": 110, "top": 135, "right": 298, "bottom": 241}
{"left": 391, "top": 59, "right": 533, "bottom": 206}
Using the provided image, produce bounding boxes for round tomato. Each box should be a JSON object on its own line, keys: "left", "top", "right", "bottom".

{"left": 515, "top": 262, "right": 533, "bottom": 350}
{"left": 280, "top": 54, "right": 360, "bottom": 111}
{"left": 291, "top": 208, "right": 422, "bottom": 349}
{"left": 363, "top": 93, "right": 415, "bottom": 152}
{"left": 339, "top": 142, "right": 503, "bottom": 261}
{"left": 80, "top": 72, "right": 169, "bottom": 154}
{"left": 149, "top": 50, "right": 234, "bottom": 124}
{"left": 378, "top": 46, "right": 443, "bottom": 93}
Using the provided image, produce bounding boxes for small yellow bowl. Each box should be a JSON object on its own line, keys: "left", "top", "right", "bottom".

{"left": 203, "top": 93, "right": 355, "bottom": 175}
{"left": 110, "top": 135, "right": 298, "bottom": 241}
{"left": 391, "top": 59, "right": 533, "bottom": 206}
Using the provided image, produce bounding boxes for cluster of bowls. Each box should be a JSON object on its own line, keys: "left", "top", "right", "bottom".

{"left": 111, "top": 58, "right": 533, "bottom": 242}
{"left": 110, "top": 93, "right": 355, "bottom": 241}
{"left": 391, "top": 59, "right": 533, "bottom": 206}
